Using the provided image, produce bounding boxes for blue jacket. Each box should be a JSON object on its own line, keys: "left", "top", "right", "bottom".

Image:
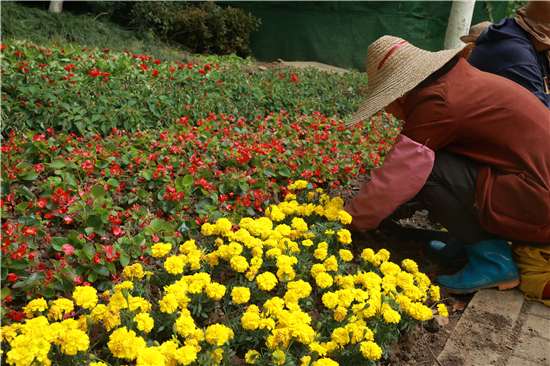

{"left": 468, "top": 18, "right": 550, "bottom": 109}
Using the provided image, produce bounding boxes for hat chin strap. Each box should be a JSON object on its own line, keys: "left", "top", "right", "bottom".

{"left": 378, "top": 41, "right": 408, "bottom": 71}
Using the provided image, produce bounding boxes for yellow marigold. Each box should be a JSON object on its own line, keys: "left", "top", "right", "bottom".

{"left": 324, "top": 256, "right": 338, "bottom": 271}
{"left": 285, "top": 193, "right": 297, "bottom": 201}
{"left": 256, "top": 272, "right": 278, "bottom": 291}
{"left": 201, "top": 222, "right": 218, "bottom": 236}
{"left": 230, "top": 255, "right": 249, "bottom": 273}
{"left": 59, "top": 328, "right": 90, "bottom": 355}
{"left": 322, "top": 292, "right": 339, "bottom": 309}
{"left": 336, "top": 229, "right": 352, "bottom": 245}
{"left": 401, "top": 258, "right": 419, "bottom": 273}
{"left": 108, "top": 327, "right": 146, "bottom": 360}
{"left": 175, "top": 314, "right": 196, "bottom": 338}
{"left": 205, "top": 282, "right": 226, "bottom": 301}
{"left": 215, "top": 218, "right": 232, "bottom": 235}
{"left": 313, "top": 358, "right": 339, "bottom": 366}
{"left": 315, "top": 272, "right": 334, "bottom": 289}
{"left": 334, "top": 306, "right": 347, "bottom": 322}
{"left": 407, "top": 302, "right": 433, "bottom": 321}
{"left": 22, "top": 298, "right": 48, "bottom": 318}
{"left": 331, "top": 327, "right": 350, "bottom": 346}
{"left": 151, "top": 242, "right": 172, "bottom": 258}
{"left": 114, "top": 281, "right": 134, "bottom": 293}
{"left": 47, "top": 298, "right": 74, "bottom": 321}
{"left": 291, "top": 217, "right": 309, "bottom": 232}
{"left": 122, "top": 263, "right": 145, "bottom": 281}
{"left": 164, "top": 255, "right": 186, "bottom": 275}
{"left": 103, "top": 308, "right": 121, "bottom": 331}
{"left": 430, "top": 285, "right": 441, "bottom": 301}
{"left": 205, "top": 323, "right": 234, "bottom": 346}
{"left": 338, "top": 210, "right": 352, "bottom": 225}
{"left": 245, "top": 350, "right": 260, "bottom": 364}
{"left": 311, "top": 263, "right": 327, "bottom": 278}
{"left": 301, "top": 355, "right": 312, "bottom": 365}
{"left": 159, "top": 293, "right": 179, "bottom": 314}
{"left": 108, "top": 292, "right": 128, "bottom": 312}
{"left": 360, "top": 341, "right": 382, "bottom": 360}
{"left": 231, "top": 287, "right": 250, "bottom": 304}
{"left": 338, "top": 249, "right": 353, "bottom": 262}
{"left": 73, "top": 286, "right": 98, "bottom": 310}
{"left": 301, "top": 239, "right": 314, "bottom": 247}
{"left": 129, "top": 296, "right": 151, "bottom": 313}
{"left": 241, "top": 312, "right": 260, "bottom": 330}
{"left": 89, "top": 363, "right": 108, "bottom": 366}
{"left": 136, "top": 347, "right": 165, "bottom": 366}
{"left": 314, "top": 248, "right": 328, "bottom": 261}
{"left": 437, "top": 303, "right": 449, "bottom": 317}
{"left": 272, "top": 349, "right": 286, "bottom": 365}
{"left": 175, "top": 345, "right": 198, "bottom": 365}
{"left": 269, "top": 206, "right": 286, "bottom": 221}
{"left": 382, "top": 303, "right": 401, "bottom": 323}
{"left": 309, "top": 341, "right": 327, "bottom": 357}
{"left": 288, "top": 180, "right": 308, "bottom": 190}
{"left": 134, "top": 312, "right": 154, "bottom": 333}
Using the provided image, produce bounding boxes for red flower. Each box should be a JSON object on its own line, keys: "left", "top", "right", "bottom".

{"left": 88, "top": 69, "right": 100, "bottom": 77}
{"left": 112, "top": 226, "right": 122, "bottom": 238}
{"left": 22, "top": 227, "right": 38, "bottom": 237}
{"left": 14, "top": 51, "right": 23, "bottom": 56}
{"left": 72, "top": 275, "right": 83, "bottom": 285}
{"left": 1, "top": 44, "right": 6, "bottom": 52}
{"left": 93, "top": 253, "right": 101, "bottom": 264}
{"left": 61, "top": 244, "right": 75, "bottom": 257}
{"left": 7, "top": 273, "right": 19, "bottom": 282}
{"left": 36, "top": 103, "right": 42, "bottom": 107}
{"left": 102, "top": 49, "right": 110, "bottom": 52}
{"left": 63, "top": 64, "right": 75, "bottom": 71}
{"left": 37, "top": 197, "right": 48, "bottom": 209}
{"left": 63, "top": 216, "right": 74, "bottom": 224}
{"left": 151, "top": 70, "right": 159, "bottom": 77}
{"left": 154, "top": 59, "right": 161, "bottom": 65}
{"left": 198, "top": 69, "right": 206, "bottom": 75}
{"left": 20, "top": 101, "right": 25, "bottom": 104}
{"left": 38, "top": 63, "right": 48, "bottom": 68}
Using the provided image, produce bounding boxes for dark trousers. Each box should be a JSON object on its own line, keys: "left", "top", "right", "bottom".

{"left": 415, "top": 150, "right": 497, "bottom": 245}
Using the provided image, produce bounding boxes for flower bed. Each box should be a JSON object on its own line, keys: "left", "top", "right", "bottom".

{"left": 2, "top": 183, "right": 447, "bottom": 366}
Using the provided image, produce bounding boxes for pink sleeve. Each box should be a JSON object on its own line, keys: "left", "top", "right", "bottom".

{"left": 345, "top": 134, "right": 435, "bottom": 232}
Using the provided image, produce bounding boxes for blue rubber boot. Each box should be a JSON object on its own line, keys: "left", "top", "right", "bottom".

{"left": 437, "top": 239, "right": 520, "bottom": 294}
{"left": 427, "top": 239, "right": 468, "bottom": 262}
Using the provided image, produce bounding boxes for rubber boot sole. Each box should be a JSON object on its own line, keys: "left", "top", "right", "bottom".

{"left": 444, "top": 278, "right": 521, "bottom": 295}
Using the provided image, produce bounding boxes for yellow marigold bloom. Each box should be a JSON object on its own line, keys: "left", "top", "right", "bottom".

{"left": 291, "top": 217, "right": 309, "bottom": 232}
{"left": 241, "top": 311, "right": 261, "bottom": 330}
{"left": 322, "top": 292, "right": 339, "bottom": 309}
{"left": 231, "top": 287, "right": 250, "bottom": 304}
{"left": 313, "top": 358, "right": 339, "bottom": 366}
{"left": 151, "top": 242, "right": 172, "bottom": 258}
{"left": 382, "top": 303, "right": 401, "bottom": 323}
{"left": 108, "top": 292, "right": 128, "bottom": 312}
{"left": 175, "top": 314, "right": 196, "bottom": 338}
{"left": 285, "top": 193, "right": 297, "bottom": 201}
{"left": 91, "top": 304, "right": 108, "bottom": 323}
{"left": 287, "top": 280, "right": 312, "bottom": 298}
{"left": 314, "top": 248, "right": 328, "bottom": 261}
{"left": 22, "top": 297, "right": 48, "bottom": 318}
{"left": 46, "top": 298, "right": 72, "bottom": 321}
{"left": 324, "top": 256, "right": 338, "bottom": 271}
{"left": 108, "top": 327, "right": 146, "bottom": 360}
{"left": 311, "top": 263, "right": 327, "bottom": 278}
{"left": 136, "top": 347, "right": 165, "bottom": 366}
{"left": 134, "top": 312, "right": 154, "bottom": 333}
{"left": 201, "top": 222, "right": 217, "bottom": 236}
{"left": 396, "top": 271, "right": 415, "bottom": 289}
{"left": 309, "top": 341, "right": 328, "bottom": 357}
{"left": 205, "top": 282, "right": 226, "bottom": 301}
{"left": 260, "top": 317, "right": 276, "bottom": 331}
{"left": 338, "top": 249, "right": 353, "bottom": 262}
{"left": 73, "top": 286, "right": 98, "bottom": 310}
{"left": 103, "top": 308, "right": 122, "bottom": 331}
{"left": 301, "top": 355, "right": 312, "bottom": 365}
{"left": 407, "top": 302, "right": 433, "bottom": 321}
{"left": 129, "top": 296, "right": 151, "bottom": 313}
{"left": 230, "top": 255, "right": 249, "bottom": 273}
{"left": 256, "top": 271, "right": 278, "bottom": 291}
{"left": 437, "top": 303, "right": 449, "bottom": 317}
{"left": 331, "top": 327, "right": 350, "bottom": 346}
{"left": 301, "top": 239, "right": 314, "bottom": 247}
{"left": 114, "top": 281, "right": 134, "bottom": 293}
{"left": 122, "top": 263, "right": 145, "bottom": 281}
{"left": 1, "top": 325, "right": 19, "bottom": 343}
{"left": 306, "top": 192, "right": 315, "bottom": 201}
{"left": 6, "top": 334, "right": 51, "bottom": 366}
{"left": 59, "top": 328, "right": 89, "bottom": 355}
{"left": 289, "top": 180, "right": 308, "bottom": 190}
{"left": 324, "top": 206, "right": 340, "bottom": 221}
{"left": 89, "top": 363, "right": 108, "bottom": 366}
{"left": 334, "top": 306, "right": 348, "bottom": 322}
{"left": 315, "top": 272, "right": 334, "bottom": 289}
{"left": 245, "top": 350, "right": 260, "bottom": 364}
{"left": 205, "top": 323, "right": 234, "bottom": 346}
{"left": 269, "top": 206, "right": 286, "bottom": 221}
{"left": 215, "top": 218, "right": 232, "bottom": 235}
{"left": 272, "top": 349, "right": 286, "bottom": 365}
{"left": 414, "top": 272, "right": 431, "bottom": 290}
{"left": 360, "top": 341, "right": 383, "bottom": 360}
{"left": 338, "top": 210, "right": 352, "bottom": 225}
{"left": 164, "top": 255, "right": 186, "bottom": 275}
{"left": 228, "top": 242, "right": 244, "bottom": 258}
{"left": 175, "top": 345, "right": 198, "bottom": 365}
{"left": 337, "top": 229, "right": 352, "bottom": 245}
{"left": 401, "top": 258, "right": 419, "bottom": 273}
{"left": 430, "top": 285, "right": 441, "bottom": 301}
{"left": 159, "top": 293, "right": 179, "bottom": 314}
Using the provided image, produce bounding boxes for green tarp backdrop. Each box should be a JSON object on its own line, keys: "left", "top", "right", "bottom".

{"left": 221, "top": 1, "right": 508, "bottom": 71}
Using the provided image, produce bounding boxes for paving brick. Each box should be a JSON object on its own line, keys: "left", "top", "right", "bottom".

{"left": 512, "top": 333, "right": 550, "bottom": 365}
{"left": 467, "top": 289, "right": 525, "bottom": 324}
{"left": 530, "top": 300, "right": 550, "bottom": 320}
{"left": 506, "top": 355, "right": 543, "bottom": 366}
{"left": 522, "top": 314, "right": 550, "bottom": 340}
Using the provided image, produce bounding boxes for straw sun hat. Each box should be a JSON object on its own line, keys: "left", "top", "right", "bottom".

{"left": 460, "top": 21, "right": 493, "bottom": 44}
{"left": 344, "top": 36, "right": 468, "bottom": 128}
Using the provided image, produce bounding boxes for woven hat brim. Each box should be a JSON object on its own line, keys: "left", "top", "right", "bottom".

{"left": 460, "top": 35, "right": 477, "bottom": 43}
{"left": 344, "top": 45, "right": 466, "bottom": 128}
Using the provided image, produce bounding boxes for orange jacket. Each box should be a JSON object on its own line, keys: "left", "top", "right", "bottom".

{"left": 401, "top": 58, "right": 550, "bottom": 243}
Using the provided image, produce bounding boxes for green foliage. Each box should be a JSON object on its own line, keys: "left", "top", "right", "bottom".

{"left": 1, "top": 40, "right": 370, "bottom": 137}
{"left": 1, "top": 1, "right": 195, "bottom": 63}
{"left": 505, "top": 0, "right": 527, "bottom": 18}
{"left": 131, "top": 1, "right": 261, "bottom": 57}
